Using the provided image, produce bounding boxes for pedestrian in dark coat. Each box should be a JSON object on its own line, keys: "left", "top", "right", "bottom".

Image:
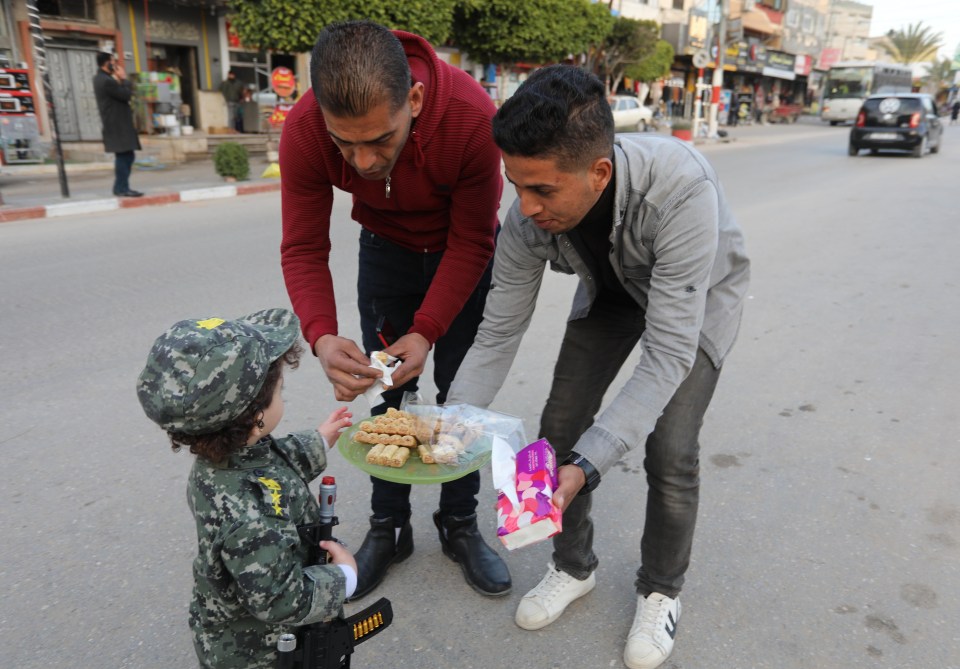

{"left": 93, "top": 52, "right": 143, "bottom": 197}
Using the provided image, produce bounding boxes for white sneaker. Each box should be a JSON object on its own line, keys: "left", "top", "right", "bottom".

{"left": 515, "top": 562, "right": 596, "bottom": 630}
{"left": 623, "top": 593, "right": 681, "bottom": 669}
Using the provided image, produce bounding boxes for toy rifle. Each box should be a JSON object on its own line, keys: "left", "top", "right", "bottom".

{"left": 278, "top": 476, "right": 393, "bottom": 669}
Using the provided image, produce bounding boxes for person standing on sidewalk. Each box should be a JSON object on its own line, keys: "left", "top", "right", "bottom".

{"left": 447, "top": 65, "right": 750, "bottom": 669}
{"left": 93, "top": 52, "right": 142, "bottom": 197}
{"left": 220, "top": 69, "right": 244, "bottom": 132}
{"left": 279, "top": 20, "right": 509, "bottom": 601}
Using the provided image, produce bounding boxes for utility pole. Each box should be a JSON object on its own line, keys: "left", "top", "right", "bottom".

{"left": 26, "top": 0, "right": 70, "bottom": 198}
{"left": 707, "top": 0, "right": 728, "bottom": 138}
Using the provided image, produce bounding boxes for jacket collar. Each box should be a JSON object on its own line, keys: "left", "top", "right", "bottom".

{"left": 612, "top": 141, "right": 631, "bottom": 233}
{"left": 210, "top": 437, "right": 274, "bottom": 470}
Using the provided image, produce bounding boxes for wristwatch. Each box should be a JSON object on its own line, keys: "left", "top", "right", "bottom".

{"left": 562, "top": 451, "right": 601, "bottom": 495}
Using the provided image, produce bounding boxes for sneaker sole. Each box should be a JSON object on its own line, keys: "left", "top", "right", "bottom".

{"left": 623, "top": 598, "right": 680, "bottom": 669}
{"left": 514, "top": 575, "right": 596, "bottom": 630}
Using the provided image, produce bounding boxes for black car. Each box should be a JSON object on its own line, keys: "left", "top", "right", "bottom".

{"left": 848, "top": 93, "right": 943, "bottom": 158}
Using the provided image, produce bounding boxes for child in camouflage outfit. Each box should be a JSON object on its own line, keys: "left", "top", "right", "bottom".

{"left": 137, "top": 308, "right": 357, "bottom": 668}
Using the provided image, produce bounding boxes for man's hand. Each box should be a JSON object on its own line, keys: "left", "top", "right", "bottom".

{"left": 113, "top": 63, "right": 127, "bottom": 80}
{"left": 382, "top": 332, "right": 430, "bottom": 388}
{"left": 552, "top": 464, "right": 586, "bottom": 513}
{"left": 314, "top": 335, "right": 380, "bottom": 401}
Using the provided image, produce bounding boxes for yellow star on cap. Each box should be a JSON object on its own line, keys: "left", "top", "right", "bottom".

{"left": 196, "top": 318, "right": 226, "bottom": 330}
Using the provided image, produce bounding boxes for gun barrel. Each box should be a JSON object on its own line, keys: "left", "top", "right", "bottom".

{"left": 276, "top": 632, "right": 297, "bottom": 669}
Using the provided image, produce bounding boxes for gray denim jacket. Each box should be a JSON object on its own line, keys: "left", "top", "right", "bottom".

{"left": 448, "top": 135, "right": 750, "bottom": 476}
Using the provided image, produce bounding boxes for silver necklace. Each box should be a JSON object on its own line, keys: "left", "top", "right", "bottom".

{"left": 385, "top": 175, "right": 391, "bottom": 199}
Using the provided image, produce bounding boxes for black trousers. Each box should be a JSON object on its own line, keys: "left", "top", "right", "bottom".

{"left": 357, "top": 228, "right": 492, "bottom": 523}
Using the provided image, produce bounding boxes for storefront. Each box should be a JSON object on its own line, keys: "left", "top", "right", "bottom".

{"left": 762, "top": 49, "right": 799, "bottom": 106}
{"left": 225, "top": 20, "right": 280, "bottom": 102}
{"left": 717, "top": 42, "right": 809, "bottom": 124}
{"left": 115, "top": 0, "right": 228, "bottom": 134}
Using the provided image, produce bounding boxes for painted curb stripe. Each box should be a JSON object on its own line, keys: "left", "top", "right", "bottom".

{"left": 45, "top": 198, "right": 120, "bottom": 218}
{"left": 1, "top": 180, "right": 281, "bottom": 223}
{"left": 180, "top": 185, "right": 237, "bottom": 202}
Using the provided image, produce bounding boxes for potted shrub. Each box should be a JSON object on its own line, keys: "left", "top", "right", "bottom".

{"left": 213, "top": 141, "right": 250, "bottom": 181}
{"left": 670, "top": 119, "right": 693, "bottom": 142}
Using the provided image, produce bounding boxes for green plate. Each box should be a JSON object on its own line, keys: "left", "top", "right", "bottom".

{"left": 336, "top": 421, "right": 492, "bottom": 484}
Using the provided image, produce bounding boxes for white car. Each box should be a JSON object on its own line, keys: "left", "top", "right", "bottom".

{"left": 609, "top": 95, "right": 653, "bottom": 132}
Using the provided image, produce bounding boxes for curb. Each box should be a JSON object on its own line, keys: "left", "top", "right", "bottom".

{"left": 0, "top": 180, "right": 281, "bottom": 223}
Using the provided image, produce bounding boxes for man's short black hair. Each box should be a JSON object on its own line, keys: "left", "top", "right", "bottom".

{"left": 310, "top": 20, "right": 411, "bottom": 117}
{"left": 492, "top": 65, "right": 614, "bottom": 172}
{"left": 96, "top": 52, "right": 113, "bottom": 68}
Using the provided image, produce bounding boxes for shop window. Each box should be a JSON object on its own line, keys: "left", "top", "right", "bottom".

{"left": 673, "top": 0, "right": 684, "bottom": 9}
{"left": 757, "top": 0, "right": 784, "bottom": 11}
{"left": 37, "top": 0, "right": 96, "bottom": 21}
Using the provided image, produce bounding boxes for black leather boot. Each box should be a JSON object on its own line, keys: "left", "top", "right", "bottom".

{"left": 433, "top": 510, "right": 512, "bottom": 596}
{"left": 349, "top": 515, "right": 413, "bottom": 601}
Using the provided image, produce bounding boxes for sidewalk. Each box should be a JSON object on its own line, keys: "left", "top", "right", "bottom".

{"left": 0, "top": 156, "right": 281, "bottom": 223}
{"left": 0, "top": 118, "right": 828, "bottom": 224}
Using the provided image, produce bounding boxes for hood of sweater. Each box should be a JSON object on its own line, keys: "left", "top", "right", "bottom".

{"left": 395, "top": 30, "right": 449, "bottom": 155}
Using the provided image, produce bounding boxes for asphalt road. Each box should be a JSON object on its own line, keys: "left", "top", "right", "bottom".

{"left": 2, "top": 118, "right": 958, "bottom": 668}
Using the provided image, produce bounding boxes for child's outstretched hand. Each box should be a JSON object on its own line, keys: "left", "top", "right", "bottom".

{"left": 319, "top": 540, "right": 357, "bottom": 574}
{"left": 318, "top": 406, "right": 353, "bottom": 447}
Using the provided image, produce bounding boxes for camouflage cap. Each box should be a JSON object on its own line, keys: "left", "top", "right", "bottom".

{"left": 137, "top": 308, "right": 300, "bottom": 435}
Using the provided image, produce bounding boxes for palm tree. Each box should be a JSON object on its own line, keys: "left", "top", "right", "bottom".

{"left": 879, "top": 22, "right": 942, "bottom": 64}
{"left": 924, "top": 57, "right": 954, "bottom": 92}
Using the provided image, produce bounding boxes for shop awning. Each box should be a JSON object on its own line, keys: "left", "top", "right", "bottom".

{"left": 740, "top": 10, "right": 782, "bottom": 36}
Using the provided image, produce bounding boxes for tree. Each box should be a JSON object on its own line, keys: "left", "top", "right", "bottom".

{"left": 626, "top": 39, "right": 674, "bottom": 84}
{"left": 228, "top": 0, "right": 456, "bottom": 54}
{"left": 581, "top": 3, "right": 617, "bottom": 79}
{"left": 227, "top": 0, "right": 327, "bottom": 54}
{"left": 879, "top": 22, "right": 943, "bottom": 64}
{"left": 586, "top": 17, "right": 659, "bottom": 95}
{"left": 923, "top": 57, "right": 955, "bottom": 93}
{"left": 625, "top": 39, "right": 674, "bottom": 105}
{"left": 452, "top": 0, "right": 610, "bottom": 103}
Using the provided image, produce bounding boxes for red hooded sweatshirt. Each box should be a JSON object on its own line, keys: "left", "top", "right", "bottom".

{"left": 279, "top": 31, "right": 502, "bottom": 348}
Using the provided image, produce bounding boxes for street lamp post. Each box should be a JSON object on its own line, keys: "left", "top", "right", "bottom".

{"left": 707, "top": 0, "right": 728, "bottom": 138}
{"left": 25, "top": 0, "right": 69, "bottom": 198}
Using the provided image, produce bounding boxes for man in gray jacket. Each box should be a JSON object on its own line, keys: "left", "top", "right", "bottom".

{"left": 447, "top": 65, "right": 749, "bottom": 669}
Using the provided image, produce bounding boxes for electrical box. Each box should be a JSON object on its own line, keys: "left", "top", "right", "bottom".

{"left": 0, "top": 115, "right": 43, "bottom": 164}
{"left": 0, "top": 68, "right": 43, "bottom": 164}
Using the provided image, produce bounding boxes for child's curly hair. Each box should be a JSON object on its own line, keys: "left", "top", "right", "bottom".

{"left": 167, "top": 342, "right": 303, "bottom": 463}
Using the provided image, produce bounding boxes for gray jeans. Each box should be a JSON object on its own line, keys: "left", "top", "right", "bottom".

{"left": 539, "top": 297, "right": 721, "bottom": 598}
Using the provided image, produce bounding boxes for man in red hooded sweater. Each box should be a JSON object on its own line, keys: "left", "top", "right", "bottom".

{"left": 280, "top": 20, "right": 510, "bottom": 601}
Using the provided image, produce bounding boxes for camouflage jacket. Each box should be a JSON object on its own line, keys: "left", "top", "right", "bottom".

{"left": 187, "top": 431, "right": 345, "bottom": 668}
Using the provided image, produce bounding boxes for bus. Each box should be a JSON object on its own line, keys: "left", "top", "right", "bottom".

{"left": 820, "top": 61, "right": 913, "bottom": 125}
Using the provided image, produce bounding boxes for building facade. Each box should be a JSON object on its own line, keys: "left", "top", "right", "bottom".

{"left": 819, "top": 0, "right": 876, "bottom": 69}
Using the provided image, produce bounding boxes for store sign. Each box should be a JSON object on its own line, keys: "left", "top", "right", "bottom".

{"left": 271, "top": 67, "right": 297, "bottom": 99}
{"left": 226, "top": 21, "right": 242, "bottom": 49}
{"left": 763, "top": 50, "right": 796, "bottom": 80}
{"left": 148, "top": 18, "right": 199, "bottom": 41}
{"left": 269, "top": 102, "right": 295, "bottom": 127}
{"left": 727, "top": 42, "right": 767, "bottom": 73}
{"left": 794, "top": 54, "right": 813, "bottom": 77}
{"left": 688, "top": 9, "right": 709, "bottom": 50}
{"left": 726, "top": 18, "right": 743, "bottom": 45}
{"left": 818, "top": 47, "right": 842, "bottom": 71}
